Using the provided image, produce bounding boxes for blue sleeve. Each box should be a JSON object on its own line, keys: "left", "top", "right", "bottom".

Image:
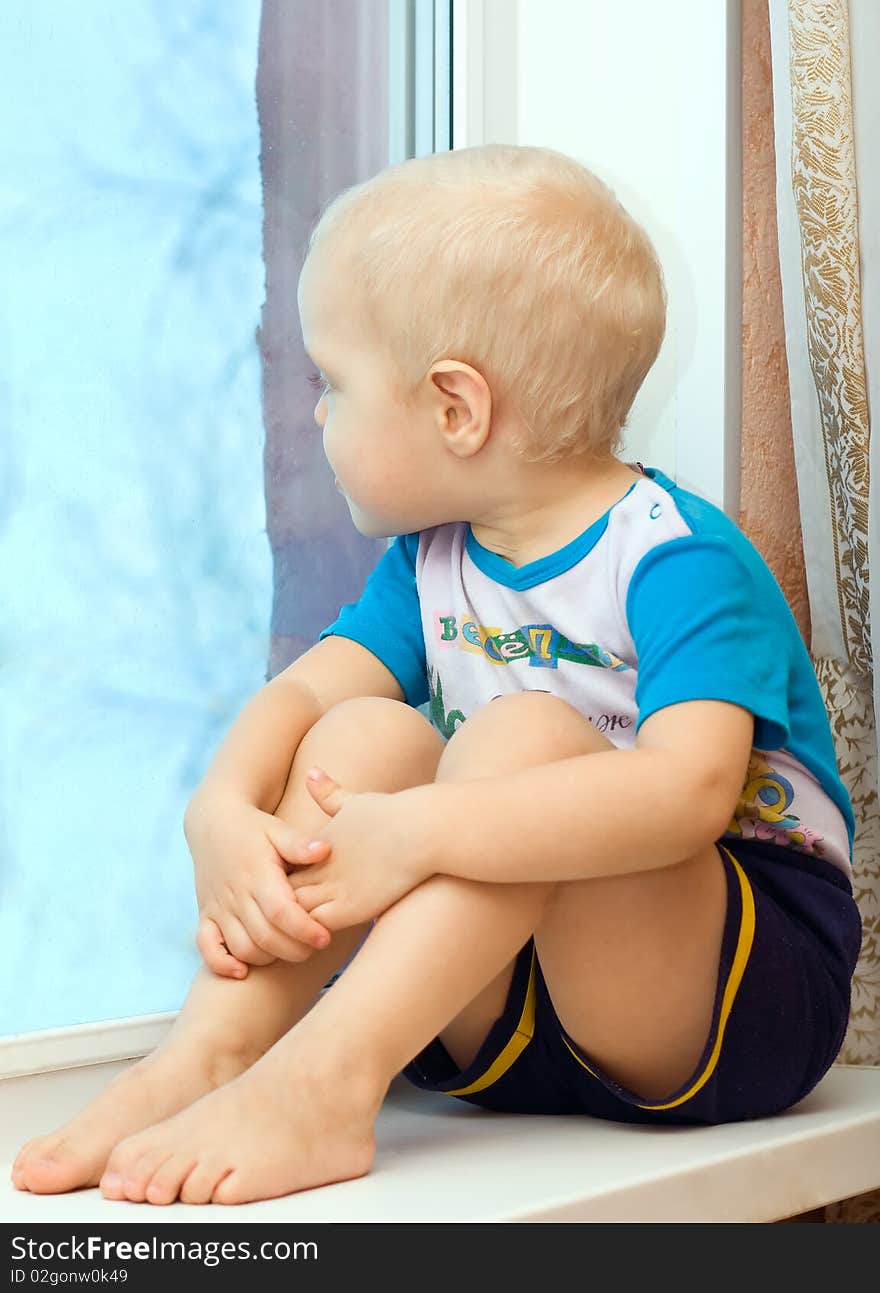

{"left": 317, "top": 532, "right": 428, "bottom": 708}
{"left": 626, "top": 535, "right": 790, "bottom": 750}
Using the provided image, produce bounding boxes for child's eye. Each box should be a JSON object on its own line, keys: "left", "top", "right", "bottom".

{"left": 306, "top": 370, "right": 333, "bottom": 398}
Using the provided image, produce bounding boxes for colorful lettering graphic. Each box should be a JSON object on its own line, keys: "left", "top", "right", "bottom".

{"left": 726, "top": 750, "right": 825, "bottom": 855}
{"left": 430, "top": 612, "right": 631, "bottom": 673}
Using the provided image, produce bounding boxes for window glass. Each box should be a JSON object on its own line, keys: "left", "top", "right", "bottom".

{"left": 2, "top": 0, "right": 434, "bottom": 1044}
{"left": 1, "top": 1, "right": 269, "bottom": 1033}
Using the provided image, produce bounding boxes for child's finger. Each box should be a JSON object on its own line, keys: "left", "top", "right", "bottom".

{"left": 263, "top": 817, "right": 331, "bottom": 867}
{"left": 304, "top": 767, "right": 346, "bottom": 815}
{"left": 294, "top": 887, "right": 340, "bottom": 930}
{"left": 309, "top": 901, "right": 337, "bottom": 928}
{"left": 254, "top": 873, "right": 328, "bottom": 945}
{"left": 196, "top": 915, "right": 249, "bottom": 978}
{"left": 291, "top": 883, "right": 325, "bottom": 912}
{"left": 298, "top": 838, "right": 331, "bottom": 862}
{"left": 248, "top": 887, "right": 330, "bottom": 954}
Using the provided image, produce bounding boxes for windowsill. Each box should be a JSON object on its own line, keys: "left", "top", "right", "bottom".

{"left": 2, "top": 1061, "right": 879, "bottom": 1222}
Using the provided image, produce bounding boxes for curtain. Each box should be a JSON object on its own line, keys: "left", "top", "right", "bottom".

{"left": 257, "top": 0, "right": 393, "bottom": 681}
{"left": 767, "top": 0, "right": 879, "bottom": 1223}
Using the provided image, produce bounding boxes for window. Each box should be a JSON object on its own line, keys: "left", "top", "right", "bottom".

{"left": 1, "top": 0, "right": 451, "bottom": 1070}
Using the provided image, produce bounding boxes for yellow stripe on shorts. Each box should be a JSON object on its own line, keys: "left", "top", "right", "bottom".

{"left": 442, "top": 945, "right": 537, "bottom": 1096}
{"left": 560, "top": 846, "right": 756, "bottom": 1111}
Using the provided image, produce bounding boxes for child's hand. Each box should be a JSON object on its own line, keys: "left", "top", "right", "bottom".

{"left": 185, "top": 798, "right": 333, "bottom": 978}
{"left": 283, "top": 766, "right": 434, "bottom": 929}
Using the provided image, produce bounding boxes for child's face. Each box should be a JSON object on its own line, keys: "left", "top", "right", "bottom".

{"left": 297, "top": 251, "right": 464, "bottom": 538}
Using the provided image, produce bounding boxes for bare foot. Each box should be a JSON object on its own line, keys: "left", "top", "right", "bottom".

{"left": 97, "top": 1033, "right": 384, "bottom": 1205}
{"left": 11, "top": 1038, "right": 258, "bottom": 1196}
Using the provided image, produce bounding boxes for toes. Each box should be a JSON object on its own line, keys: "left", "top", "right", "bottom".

{"left": 100, "top": 1148, "right": 131, "bottom": 1201}
{"left": 101, "top": 1141, "right": 172, "bottom": 1203}
{"left": 98, "top": 1170, "right": 125, "bottom": 1201}
{"left": 124, "top": 1152, "right": 175, "bottom": 1203}
{"left": 210, "top": 1169, "right": 242, "bottom": 1205}
{"left": 11, "top": 1144, "right": 39, "bottom": 1189}
{"left": 180, "top": 1160, "right": 229, "bottom": 1206}
{"left": 143, "top": 1155, "right": 198, "bottom": 1206}
{"left": 14, "top": 1139, "right": 84, "bottom": 1194}
{"left": 12, "top": 1140, "right": 37, "bottom": 1175}
{"left": 13, "top": 1136, "right": 53, "bottom": 1173}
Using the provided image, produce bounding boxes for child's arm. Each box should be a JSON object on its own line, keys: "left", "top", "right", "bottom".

{"left": 404, "top": 699, "right": 754, "bottom": 885}
{"left": 183, "top": 635, "right": 405, "bottom": 973}
{"left": 187, "top": 669, "right": 323, "bottom": 817}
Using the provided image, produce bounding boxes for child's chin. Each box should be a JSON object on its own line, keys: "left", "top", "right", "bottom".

{"left": 352, "top": 512, "right": 399, "bottom": 540}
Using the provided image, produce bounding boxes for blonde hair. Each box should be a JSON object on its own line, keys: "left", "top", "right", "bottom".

{"left": 305, "top": 144, "right": 666, "bottom": 464}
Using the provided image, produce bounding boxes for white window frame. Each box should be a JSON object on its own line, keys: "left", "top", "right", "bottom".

{"left": 1, "top": 0, "right": 741, "bottom": 1080}
{"left": 454, "top": 0, "right": 742, "bottom": 518}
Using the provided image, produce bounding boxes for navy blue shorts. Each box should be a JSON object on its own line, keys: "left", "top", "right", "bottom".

{"left": 399, "top": 840, "right": 862, "bottom": 1125}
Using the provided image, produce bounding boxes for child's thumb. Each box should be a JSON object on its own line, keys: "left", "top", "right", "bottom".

{"left": 264, "top": 816, "right": 323, "bottom": 865}
{"left": 304, "top": 766, "right": 346, "bottom": 816}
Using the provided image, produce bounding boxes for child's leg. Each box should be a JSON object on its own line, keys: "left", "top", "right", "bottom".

{"left": 94, "top": 725, "right": 562, "bottom": 1208}
{"left": 98, "top": 868, "right": 557, "bottom": 1206}
{"left": 11, "top": 697, "right": 446, "bottom": 1195}
{"left": 87, "top": 691, "right": 725, "bottom": 1209}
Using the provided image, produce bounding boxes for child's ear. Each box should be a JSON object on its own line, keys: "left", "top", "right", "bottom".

{"left": 430, "top": 360, "right": 489, "bottom": 404}
{"left": 429, "top": 361, "right": 491, "bottom": 453}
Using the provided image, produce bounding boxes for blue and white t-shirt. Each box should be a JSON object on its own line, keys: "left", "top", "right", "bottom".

{"left": 319, "top": 465, "right": 855, "bottom": 880}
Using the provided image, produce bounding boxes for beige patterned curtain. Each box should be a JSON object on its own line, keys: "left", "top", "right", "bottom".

{"left": 767, "top": 0, "right": 879, "bottom": 1223}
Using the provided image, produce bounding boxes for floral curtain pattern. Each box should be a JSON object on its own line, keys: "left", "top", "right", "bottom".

{"left": 767, "top": 0, "right": 879, "bottom": 1222}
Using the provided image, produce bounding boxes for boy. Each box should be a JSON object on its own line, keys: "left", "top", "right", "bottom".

{"left": 12, "top": 144, "right": 861, "bottom": 1206}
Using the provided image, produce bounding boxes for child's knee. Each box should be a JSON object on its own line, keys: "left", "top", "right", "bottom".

{"left": 438, "top": 690, "right": 600, "bottom": 781}
{"left": 288, "top": 696, "right": 444, "bottom": 798}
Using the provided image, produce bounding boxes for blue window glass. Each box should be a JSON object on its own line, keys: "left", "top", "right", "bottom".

{"left": 1, "top": 2, "right": 270, "bottom": 1033}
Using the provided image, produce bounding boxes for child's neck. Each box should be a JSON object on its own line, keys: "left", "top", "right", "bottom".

{"left": 471, "top": 458, "right": 644, "bottom": 568}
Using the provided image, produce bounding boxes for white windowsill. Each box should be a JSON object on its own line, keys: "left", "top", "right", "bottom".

{"left": 0, "top": 1013, "right": 179, "bottom": 1081}
{"left": 3, "top": 1060, "right": 879, "bottom": 1222}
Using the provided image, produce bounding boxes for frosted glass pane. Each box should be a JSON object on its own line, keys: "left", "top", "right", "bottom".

{"left": 0, "top": 1, "right": 270, "bottom": 1033}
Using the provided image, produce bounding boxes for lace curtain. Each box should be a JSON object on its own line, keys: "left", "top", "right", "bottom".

{"left": 767, "top": 0, "right": 879, "bottom": 1223}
